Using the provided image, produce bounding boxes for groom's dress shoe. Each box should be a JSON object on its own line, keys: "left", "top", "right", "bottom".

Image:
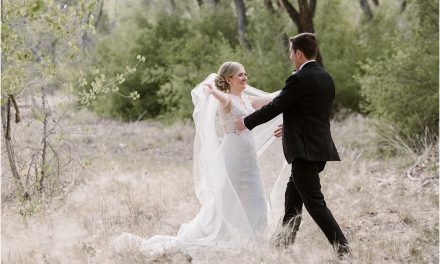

{"left": 336, "top": 244, "right": 352, "bottom": 260}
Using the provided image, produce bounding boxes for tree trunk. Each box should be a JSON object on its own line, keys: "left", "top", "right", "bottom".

{"left": 1, "top": 100, "right": 23, "bottom": 190}
{"left": 360, "top": 0, "right": 382, "bottom": 20}
{"left": 400, "top": 0, "right": 406, "bottom": 12}
{"left": 264, "top": 0, "right": 276, "bottom": 13}
{"left": 1, "top": 0, "right": 4, "bottom": 22}
{"left": 198, "top": 0, "right": 219, "bottom": 7}
{"left": 234, "top": 0, "right": 251, "bottom": 50}
{"left": 360, "top": 0, "right": 373, "bottom": 21}
{"left": 278, "top": 0, "right": 323, "bottom": 66}
{"left": 169, "top": 0, "right": 176, "bottom": 10}
{"left": 95, "top": 0, "right": 105, "bottom": 28}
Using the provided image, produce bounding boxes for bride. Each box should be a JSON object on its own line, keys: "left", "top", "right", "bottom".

{"left": 113, "top": 62, "right": 284, "bottom": 254}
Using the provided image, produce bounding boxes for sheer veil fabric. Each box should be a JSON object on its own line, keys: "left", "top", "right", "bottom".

{"left": 113, "top": 73, "right": 289, "bottom": 255}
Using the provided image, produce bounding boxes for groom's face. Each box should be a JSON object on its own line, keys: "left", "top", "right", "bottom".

{"left": 290, "top": 48, "right": 305, "bottom": 70}
{"left": 290, "top": 48, "right": 299, "bottom": 69}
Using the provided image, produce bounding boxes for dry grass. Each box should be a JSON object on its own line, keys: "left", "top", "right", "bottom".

{"left": 1, "top": 107, "right": 438, "bottom": 263}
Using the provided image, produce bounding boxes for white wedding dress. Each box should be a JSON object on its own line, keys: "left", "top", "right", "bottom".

{"left": 113, "top": 74, "right": 287, "bottom": 255}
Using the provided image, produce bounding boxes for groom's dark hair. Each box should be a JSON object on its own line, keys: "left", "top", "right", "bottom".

{"left": 289, "top": 33, "right": 318, "bottom": 59}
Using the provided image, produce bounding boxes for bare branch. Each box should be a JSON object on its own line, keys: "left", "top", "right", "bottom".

{"left": 39, "top": 86, "right": 48, "bottom": 194}
{"left": 10, "top": 94, "right": 21, "bottom": 123}
{"left": 1, "top": 104, "right": 23, "bottom": 189}
{"left": 6, "top": 97, "right": 11, "bottom": 140}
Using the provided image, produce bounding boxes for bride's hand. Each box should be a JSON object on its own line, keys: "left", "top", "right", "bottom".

{"left": 273, "top": 124, "right": 283, "bottom": 138}
{"left": 204, "top": 83, "right": 215, "bottom": 94}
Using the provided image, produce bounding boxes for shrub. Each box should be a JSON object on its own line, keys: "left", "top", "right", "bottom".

{"left": 356, "top": 0, "right": 439, "bottom": 148}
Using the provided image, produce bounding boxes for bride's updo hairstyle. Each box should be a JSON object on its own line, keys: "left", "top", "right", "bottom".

{"left": 215, "top": 61, "right": 243, "bottom": 93}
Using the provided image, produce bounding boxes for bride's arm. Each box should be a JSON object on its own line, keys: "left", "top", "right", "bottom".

{"left": 205, "top": 83, "right": 231, "bottom": 112}
{"left": 249, "top": 90, "right": 281, "bottom": 110}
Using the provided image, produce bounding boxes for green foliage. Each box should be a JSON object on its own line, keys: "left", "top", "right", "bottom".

{"left": 315, "top": 0, "right": 363, "bottom": 111}
{"left": 315, "top": 0, "right": 405, "bottom": 112}
{"left": 356, "top": 0, "right": 439, "bottom": 147}
{"left": 90, "top": 0, "right": 439, "bottom": 153}
{"left": 242, "top": 2, "right": 293, "bottom": 92}
{"left": 91, "top": 5, "right": 232, "bottom": 120}
{"left": 1, "top": 0, "right": 90, "bottom": 97}
{"left": 91, "top": 1, "right": 294, "bottom": 120}
{"left": 1, "top": 0, "right": 144, "bottom": 206}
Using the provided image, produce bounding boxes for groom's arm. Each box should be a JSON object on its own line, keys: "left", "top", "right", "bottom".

{"left": 244, "top": 75, "right": 302, "bottom": 130}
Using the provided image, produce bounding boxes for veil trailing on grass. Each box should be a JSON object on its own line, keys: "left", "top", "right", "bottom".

{"left": 113, "top": 73, "right": 289, "bottom": 254}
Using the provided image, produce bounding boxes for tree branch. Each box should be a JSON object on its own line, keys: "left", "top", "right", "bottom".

{"left": 94, "top": 0, "right": 104, "bottom": 28}
{"left": 10, "top": 94, "right": 21, "bottom": 123}
{"left": 279, "top": 0, "right": 300, "bottom": 25}
{"left": 39, "top": 86, "right": 48, "bottom": 194}
{"left": 6, "top": 97, "right": 11, "bottom": 140}
{"left": 1, "top": 104, "right": 23, "bottom": 189}
{"left": 309, "top": 0, "right": 317, "bottom": 17}
{"left": 298, "top": 0, "right": 308, "bottom": 17}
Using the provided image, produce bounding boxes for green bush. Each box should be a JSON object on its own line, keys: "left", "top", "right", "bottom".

{"left": 90, "top": 2, "right": 294, "bottom": 120}
{"left": 356, "top": 0, "right": 439, "bottom": 147}
{"left": 241, "top": 2, "right": 293, "bottom": 92}
{"left": 315, "top": 0, "right": 406, "bottom": 112}
{"left": 89, "top": 2, "right": 244, "bottom": 120}
{"left": 89, "top": 0, "right": 438, "bottom": 140}
{"left": 314, "top": 0, "right": 363, "bottom": 111}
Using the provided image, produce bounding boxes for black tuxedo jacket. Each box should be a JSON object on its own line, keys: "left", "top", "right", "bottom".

{"left": 244, "top": 61, "right": 340, "bottom": 163}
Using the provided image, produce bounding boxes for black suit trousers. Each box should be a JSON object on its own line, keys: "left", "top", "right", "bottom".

{"left": 283, "top": 158, "right": 348, "bottom": 247}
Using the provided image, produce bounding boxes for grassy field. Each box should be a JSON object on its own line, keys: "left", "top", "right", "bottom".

{"left": 1, "top": 103, "right": 438, "bottom": 263}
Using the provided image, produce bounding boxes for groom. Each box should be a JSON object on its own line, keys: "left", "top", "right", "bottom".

{"left": 235, "top": 33, "right": 350, "bottom": 257}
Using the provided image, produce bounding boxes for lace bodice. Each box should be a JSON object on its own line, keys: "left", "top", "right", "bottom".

{"left": 218, "top": 94, "right": 255, "bottom": 135}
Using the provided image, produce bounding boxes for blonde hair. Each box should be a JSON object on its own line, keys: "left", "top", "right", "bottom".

{"left": 215, "top": 61, "right": 243, "bottom": 92}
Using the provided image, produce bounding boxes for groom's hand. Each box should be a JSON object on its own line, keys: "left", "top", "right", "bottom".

{"left": 234, "top": 118, "right": 247, "bottom": 132}
{"left": 273, "top": 124, "right": 283, "bottom": 138}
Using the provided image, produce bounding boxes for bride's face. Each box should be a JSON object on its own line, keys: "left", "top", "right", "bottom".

{"left": 228, "top": 66, "right": 248, "bottom": 91}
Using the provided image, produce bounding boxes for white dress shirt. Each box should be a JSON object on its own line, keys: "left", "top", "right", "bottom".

{"left": 299, "top": 59, "right": 316, "bottom": 71}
